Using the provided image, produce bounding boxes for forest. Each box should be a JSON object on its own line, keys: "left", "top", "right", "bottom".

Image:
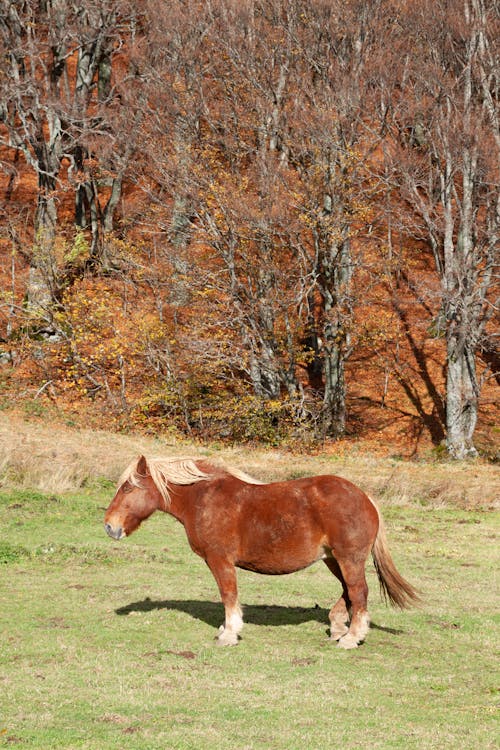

{"left": 0, "top": 0, "right": 498, "bottom": 458}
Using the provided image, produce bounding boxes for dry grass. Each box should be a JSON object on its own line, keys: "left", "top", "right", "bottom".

{"left": 0, "top": 412, "right": 498, "bottom": 749}
{"left": 0, "top": 412, "right": 161, "bottom": 492}
{"left": 0, "top": 411, "right": 498, "bottom": 508}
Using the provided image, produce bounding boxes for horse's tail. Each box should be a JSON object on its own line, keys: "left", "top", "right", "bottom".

{"left": 370, "top": 499, "right": 420, "bottom": 609}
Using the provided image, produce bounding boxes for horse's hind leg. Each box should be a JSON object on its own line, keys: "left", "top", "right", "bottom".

{"left": 335, "top": 555, "right": 370, "bottom": 649}
{"left": 323, "top": 558, "right": 350, "bottom": 640}
{"left": 205, "top": 555, "right": 243, "bottom": 646}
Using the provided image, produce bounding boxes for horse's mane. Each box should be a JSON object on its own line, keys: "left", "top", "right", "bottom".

{"left": 118, "top": 455, "right": 264, "bottom": 507}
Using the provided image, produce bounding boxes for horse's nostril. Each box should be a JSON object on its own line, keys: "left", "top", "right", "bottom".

{"left": 104, "top": 522, "right": 122, "bottom": 539}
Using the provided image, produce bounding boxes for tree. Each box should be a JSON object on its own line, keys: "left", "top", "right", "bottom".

{"left": 142, "top": 0, "right": 392, "bottom": 438}
{"left": 283, "top": 0, "right": 387, "bottom": 436}
{"left": 0, "top": 0, "right": 139, "bottom": 315}
{"left": 142, "top": 0, "right": 307, "bottom": 410}
{"left": 386, "top": 0, "right": 499, "bottom": 458}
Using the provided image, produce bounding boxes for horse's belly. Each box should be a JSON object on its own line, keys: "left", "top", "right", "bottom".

{"left": 233, "top": 510, "right": 329, "bottom": 574}
{"left": 235, "top": 536, "right": 327, "bottom": 575}
{"left": 236, "top": 558, "right": 321, "bottom": 575}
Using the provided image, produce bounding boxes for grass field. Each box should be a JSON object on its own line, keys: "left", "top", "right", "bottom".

{"left": 0, "top": 415, "right": 498, "bottom": 749}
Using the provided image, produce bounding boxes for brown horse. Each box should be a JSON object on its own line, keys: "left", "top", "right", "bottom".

{"left": 104, "top": 455, "right": 419, "bottom": 648}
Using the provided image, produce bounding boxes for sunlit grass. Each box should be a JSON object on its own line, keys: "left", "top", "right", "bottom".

{"left": 1, "top": 481, "right": 498, "bottom": 749}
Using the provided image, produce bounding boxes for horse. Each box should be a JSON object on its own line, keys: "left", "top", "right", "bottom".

{"left": 104, "top": 455, "right": 419, "bottom": 648}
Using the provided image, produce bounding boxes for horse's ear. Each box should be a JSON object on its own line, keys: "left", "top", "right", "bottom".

{"left": 137, "top": 455, "right": 149, "bottom": 476}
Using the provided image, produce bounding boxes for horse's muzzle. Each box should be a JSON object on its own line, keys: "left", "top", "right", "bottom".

{"left": 104, "top": 522, "right": 125, "bottom": 540}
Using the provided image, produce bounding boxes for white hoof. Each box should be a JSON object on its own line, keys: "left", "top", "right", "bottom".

{"left": 337, "top": 633, "right": 359, "bottom": 649}
{"left": 330, "top": 624, "right": 349, "bottom": 641}
{"left": 216, "top": 628, "right": 239, "bottom": 646}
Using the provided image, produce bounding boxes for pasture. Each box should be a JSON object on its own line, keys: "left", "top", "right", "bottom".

{"left": 0, "top": 417, "right": 498, "bottom": 748}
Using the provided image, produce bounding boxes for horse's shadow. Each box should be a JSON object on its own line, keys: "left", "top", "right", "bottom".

{"left": 115, "top": 598, "right": 402, "bottom": 635}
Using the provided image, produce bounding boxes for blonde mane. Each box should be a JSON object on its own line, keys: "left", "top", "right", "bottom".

{"left": 118, "top": 455, "right": 264, "bottom": 508}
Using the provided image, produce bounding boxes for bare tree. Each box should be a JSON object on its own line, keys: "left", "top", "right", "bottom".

{"left": 386, "top": 0, "right": 499, "bottom": 458}
{"left": 142, "top": 0, "right": 391, "bottom": 436}
{"left": 142, "top": 0, "right": 307, "bottom": 405}
{"left": 0, "top": 0, "right": 138, "bottom": 314}
{"left": 285, "top": 0, "right": 387, "bottom": 436}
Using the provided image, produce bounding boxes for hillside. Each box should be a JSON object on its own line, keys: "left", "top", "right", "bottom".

{"left": 1, "top": 412, "right": 498, "bottom": 510}
{"left": 0, "top": 0, "right": 498, "bottom": 458}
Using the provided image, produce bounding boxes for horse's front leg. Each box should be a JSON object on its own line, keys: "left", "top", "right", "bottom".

{"left": 205, "top": 555, "right": 243, "bottom": 646}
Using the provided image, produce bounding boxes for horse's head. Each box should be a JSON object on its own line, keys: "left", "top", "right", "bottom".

{"left": 104, "top": 455, "right": 163, "bottom": 540}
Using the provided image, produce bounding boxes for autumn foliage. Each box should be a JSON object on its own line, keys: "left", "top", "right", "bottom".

{"left": 0, "top": 0, "right": 498, "bottom": 457}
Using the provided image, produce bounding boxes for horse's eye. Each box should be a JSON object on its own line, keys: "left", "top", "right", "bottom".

{"left": 122, "top": 482, "right": 133, "bottom": 494}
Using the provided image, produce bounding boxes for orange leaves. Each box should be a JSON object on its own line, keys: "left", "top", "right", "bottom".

{"left": 46, "top": 280, "right": 140, "bottom": 405}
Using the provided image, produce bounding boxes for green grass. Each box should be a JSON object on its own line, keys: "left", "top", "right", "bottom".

{"left": 0, "top": 487, "right": 498, "bottom": 749}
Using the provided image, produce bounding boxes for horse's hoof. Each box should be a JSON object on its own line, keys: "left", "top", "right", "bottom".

{"left": 215, "top": 629, "right": 239, "bottom": 646}
{"left": 330, "top": 625, "right": 349, "bottom": 641}
{"left": 337, "top": 633, "right": 359, "bottom": 649}
{"left": 216, "top": 635, "right": 239, "bottom": 646}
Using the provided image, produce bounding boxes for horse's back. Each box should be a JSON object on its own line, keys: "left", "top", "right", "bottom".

{"left": 190, "top": 472, "right": 379, "bottom": 574}
{"left": 280, "top": 474, "right": 380, "bottom": 551}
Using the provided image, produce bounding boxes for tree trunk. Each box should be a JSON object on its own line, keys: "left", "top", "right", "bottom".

{"left": 248, "top": 344, "right": 282, "bottom": 400}
{"left": 446, "top": 324, "right": 479, "bottom": 459}
{"left": 28, "top": 136, "right": 61, "bottom": 315}
{"left": 317, "top": 225, "right": 353, "bottom": 438}
{"left": 321, "top": 320, "right": 350, "bottom": 437}
{"left": 322, "top": 332, "right": 347, "bottom": 437}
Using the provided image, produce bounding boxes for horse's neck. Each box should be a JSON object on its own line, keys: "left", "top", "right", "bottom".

{"left": 163, "top": 474, "right": 224, "bottom": 523}
{"left": 163, "top": 483, "right": 194, "bottom": 524}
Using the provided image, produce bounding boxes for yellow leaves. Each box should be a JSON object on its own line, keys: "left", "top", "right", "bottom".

{"left": 63, "top": 231, "right": 90, "bottom": 265}
{"left": 358, "top": 308, "right": 401, "bottom": 347}
{"left": 48, "top": 280, "right": 143, "bottom": 398}
{"left": 195, "top": 287, "right": 218, "bottom": 298}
